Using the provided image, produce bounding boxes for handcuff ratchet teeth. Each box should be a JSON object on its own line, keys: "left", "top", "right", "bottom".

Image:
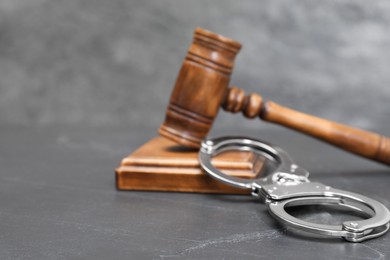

{"left": 199, "top": 136, "right": 390, "bottom": 242}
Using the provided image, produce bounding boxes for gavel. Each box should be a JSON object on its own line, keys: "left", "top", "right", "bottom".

{"left": 159, "top": 28, "right": 390, "bottom": 165}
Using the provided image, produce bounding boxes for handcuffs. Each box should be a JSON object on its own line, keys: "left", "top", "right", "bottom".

{"left": 199, "top": 136, "right": 390, "bottom": 242}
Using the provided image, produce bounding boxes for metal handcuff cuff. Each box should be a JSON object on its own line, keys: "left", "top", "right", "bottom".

{"left": 199, "top": 136, "right": 390, "bottom": 242}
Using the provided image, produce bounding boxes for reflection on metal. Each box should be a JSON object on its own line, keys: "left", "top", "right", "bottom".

{"left": 199, "top": 136, "right": 390, "bottom": 242}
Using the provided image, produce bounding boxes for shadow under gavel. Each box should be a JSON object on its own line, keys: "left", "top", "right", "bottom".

{"left": 159, "top": 28, "right": 390, "bottom": 165}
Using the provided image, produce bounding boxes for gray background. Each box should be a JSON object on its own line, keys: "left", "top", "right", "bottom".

{"left": 1, "top": 126, "right": 389, "bottom": 259}
{"left": 0, "top": 0, "right": 389, "bottom": 131}
{"left": 1, "top": 1, "right": 390, "bottom": 259}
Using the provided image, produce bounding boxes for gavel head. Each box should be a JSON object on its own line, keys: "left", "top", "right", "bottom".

{"left": 159, "top": 28, "right": 242, "bottom": 148}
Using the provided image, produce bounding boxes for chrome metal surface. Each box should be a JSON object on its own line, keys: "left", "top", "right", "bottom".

{"left": 199, "top": 136, "right": 390, "bottom": 242}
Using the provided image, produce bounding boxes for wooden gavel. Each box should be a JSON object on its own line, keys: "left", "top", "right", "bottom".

{"left": 159, "top": 28, "right": 390, "bottom": 165}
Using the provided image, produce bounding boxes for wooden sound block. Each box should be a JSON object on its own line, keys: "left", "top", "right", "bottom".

{"left": 116, "top": 136, "right": 265, "bottom": 194}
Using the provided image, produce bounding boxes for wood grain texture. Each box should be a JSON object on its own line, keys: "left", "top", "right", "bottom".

{"left": 159, "top": 28, "right": 241, "bottom": 148}
{"left": 377, "top": 137, "right": 390, "bottom": 164}
{"left": 159, "top": 28, "right": 390, "bottom": 165}
{"left": 223, "top": 87, "right": 390, "bottom": 165}
{"left": 116, "top": 136, "right": 264, "bottom": 194}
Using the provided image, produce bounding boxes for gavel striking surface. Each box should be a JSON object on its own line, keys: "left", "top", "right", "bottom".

{"left": 2, "top": 125, "right": 389, "bottom": 258}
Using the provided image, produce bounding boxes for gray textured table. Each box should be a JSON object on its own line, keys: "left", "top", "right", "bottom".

{"left": 1, "top": 125, "right": 389, "bottom": 259}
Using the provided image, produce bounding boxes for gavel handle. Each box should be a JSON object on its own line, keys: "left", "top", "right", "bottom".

{"left": 223, "top": 87, "right": 390, "bottom": 165}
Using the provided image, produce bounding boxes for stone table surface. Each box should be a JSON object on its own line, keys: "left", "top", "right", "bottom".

{"left": 1, "top": 125, "right": 389, "bottom": 259}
